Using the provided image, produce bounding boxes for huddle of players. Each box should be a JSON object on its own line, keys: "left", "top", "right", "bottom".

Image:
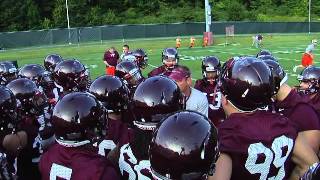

{"left": 0, "top": 47, "right": 320, "bottom": 180}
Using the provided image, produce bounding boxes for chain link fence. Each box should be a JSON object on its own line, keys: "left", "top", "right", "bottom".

{"left": 0, "top": 22, "right": 319, "bottom": 49}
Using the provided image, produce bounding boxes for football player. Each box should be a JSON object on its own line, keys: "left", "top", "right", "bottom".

{"left": 0, "top": 86, "right": 28, "bottom": 179}
{"left": 115, "top": 61, "right": 145, "bottom": 96}
{"left": 149, "top": 110, "right": 219, "bottom": 180}
{"left": 194, "top": 56, "right": 225, "bottom": 126}
{"left": 89, "top": 75, "right": 133, "bottom": 151}
{"left": 18, "top": 64, "right": 57, "bottom": 101}
{"left": 107, "top": 76, "right": 185, "bottom": 179}
{"left": 0, "top": 61, "right": 18, "bottom": 85}
{"left": 120, "top": 44, "right": 131, "bottom": 61}
{"left": 39, "top": 92, "right": 120, "bottom": 179}
{"left": 6, "top": 78, "right": 49, "bottom": 179}
{"left": 209, "top": 57, "right": 318, "bottom": 180}
{"left": 148, "top": 48, "right": 179, "bottom": 77}
{"left": 297, "top": 66, "right": 320, "bottom": 97}
{"left": 189, "top": 36, "right": 196, "bottom": 48}
{"left": 252, "top": 34, "right": 263, "bottom": 48}
{"left": 132, "top": 49, "right": 148, "bottom": 69}
{"left": 43, "top": 54, "right": 63, "bottom": 73}
{"left": 261, "top": 58, "right": 320, "bottom": 155}
{"left": 176, "top": 36, "right": 181, "bottom": 48}
{"left": 52, "top": 59, "right": 90, "bottom": 98}
{"left": 293, "top": 39, "right": 317, "bottom": 72}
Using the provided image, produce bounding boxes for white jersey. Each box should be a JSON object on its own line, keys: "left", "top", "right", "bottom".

{"left": 119, "top": 144, "right": 152, "bottom": 180}
{"left": 186, "top": 87, "right": 209, "bottom": 117}
{"left": 120, "top": 52, "right": 133, "bottom": 61}
{"left": 306, "top": 44, "right": 316, "bottom": 53}
{"left": 122, "top": 54, "right": 136, "bottom": 63}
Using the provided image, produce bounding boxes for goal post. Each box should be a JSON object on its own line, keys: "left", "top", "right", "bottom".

{"left": 225, "top": 25, "right": 235, "bottom": 45}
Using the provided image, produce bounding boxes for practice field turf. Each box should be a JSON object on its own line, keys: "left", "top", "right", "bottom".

{"left": 0, "top": 33, "right": 319, "bottom": 86}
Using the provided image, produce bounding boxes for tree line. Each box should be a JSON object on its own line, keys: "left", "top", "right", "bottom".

{"left": 0, "top": 0, "right": 319, "bottom": 32}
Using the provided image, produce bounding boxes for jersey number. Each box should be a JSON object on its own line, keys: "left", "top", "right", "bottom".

{"left": 245, "top": 135, "right": 293, "bottom": 180}
{"left": 50, "top": 163, "right": 72, "bottom": 180}
{"left": 119, "top": 145, "right": 151, "bottom": 180}
{"left": 97, "top": 140, "right": 116, "bottom": 156}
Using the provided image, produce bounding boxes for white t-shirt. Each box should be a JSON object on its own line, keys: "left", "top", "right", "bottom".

{"left": 306, "top": 44, "right": 316, "bottom": 53}
{"left": 186, "top": 87, "right": 209, "bottom": 117}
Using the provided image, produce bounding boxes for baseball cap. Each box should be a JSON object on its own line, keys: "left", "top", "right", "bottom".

{"left": 168, "top": 67, "right": 190, "bottom": 81}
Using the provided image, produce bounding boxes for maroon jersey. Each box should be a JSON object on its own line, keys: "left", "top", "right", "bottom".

{"left": 194, "top": 79, "right": 225, "bottom": 126}
{"left": 275, "top": 89, "right": 309, "bottom": 110}
{"left": 104, "top": 50, "right": 120, "bottom": 67}
{"left": 106, "top": 119, "right": 134, "bottom": 147}
{"left": 118, "top": 144, "right": 152, "bottom": 179}
{"left": 219, "top": 111, "right": 297, "bottom": 180}
{"left": 308, "top": 93, "right": 320, "bottom": 115}
{"left": 147, "top": 65, "right": 166, "bottom": 77}
{"left": 39, "top": 143, "right": 120, "bottom": 180}
{"left": 147, "top": 65, "right": 173, "bottom": 77}
{"left": 276, "top": 89, "right": 320, "bottom": 132}
{"left": 281, "top": 103, "right": 320, "bottom": 132}
{"left": 17, "top": 115, "right": 42, "bottom": 180}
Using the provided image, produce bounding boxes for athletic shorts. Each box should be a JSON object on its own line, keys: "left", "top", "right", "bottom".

{"left": 106, "top": 66, "right": 115, "bottom": 76}
{"left": 301, "top": 53, "right": 314, "bottom": 67}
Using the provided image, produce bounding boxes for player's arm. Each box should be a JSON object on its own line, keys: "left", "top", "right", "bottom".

{"left": 275, "top": 83, "right": 292, "bottom": 102}
{"left": 289, "top": 133, "right": 319, "bottom": 180}
{"left": 208, "top": 153, "right": 232, "bottom": 180}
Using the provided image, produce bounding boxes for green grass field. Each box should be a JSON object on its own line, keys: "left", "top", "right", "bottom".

{"left": 0, "top": 33, "right": 319, "bottom": 86}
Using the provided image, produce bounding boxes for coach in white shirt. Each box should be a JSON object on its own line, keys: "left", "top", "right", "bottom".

{"left": 169, "top": 65, "right": 209, "bottom": 117}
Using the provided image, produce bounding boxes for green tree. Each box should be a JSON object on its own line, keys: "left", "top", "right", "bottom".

{"left": 52, "top": 0, "right": 67, "bottom": 28}
{"left": 26, "top": 0, "right": 41, "bottom": 29}
{"left": 225, "top": 0, "right": 248, "bottom": 21}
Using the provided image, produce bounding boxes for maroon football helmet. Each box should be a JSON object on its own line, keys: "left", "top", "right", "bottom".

{"left": 0, "top": 85, "right": 17, "bottom": 138}
{"left": 257, "top": 55, "right": 278, "bottom": 62}
{"left": 52, "top": 92, "right": 106, "bottom": 146}
{"left": 297, "top": 66, "right": 320, "bottom": 94}
{"left": 149, "top": 110, "right": 219, "bottom": 179}
{"left": 261, "top": 59, "right": 287, "bottom": 94}
{"left": 162, "top": 48, "right": 179, "bottom": 65}
{"left": 132, "top": 49, "right": 148, "bottom": 69}
{"left": 202, "top": 56, "right": 221, "bottom": 80}
{"left": 89, "top": 75, "right": 130, "bottom": 113}
{"left": 18, "top": 64, "right": 47, "bottom": 85}
{"left": 44, "top": 54, "right": 63, "bottom": 72}
{"left": 115, "top": 61, "right": 144, "bottom": 90}
{"left": 53, "top": 59, "right": 89, "bottom": 92}
{"left": 132, "top": 76, "right": 184, "bottom": 131}
{"left": 256, "top": 49, "right": 272, "bottom": 58}
{"left": 220, "top": 57, "right": 274, "bottom": 111}
{"left": 6, "top": 78, "right": 47, "bottom": 116}
{"left": 0, "top": 61, "right": 18, "bottom": 85}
